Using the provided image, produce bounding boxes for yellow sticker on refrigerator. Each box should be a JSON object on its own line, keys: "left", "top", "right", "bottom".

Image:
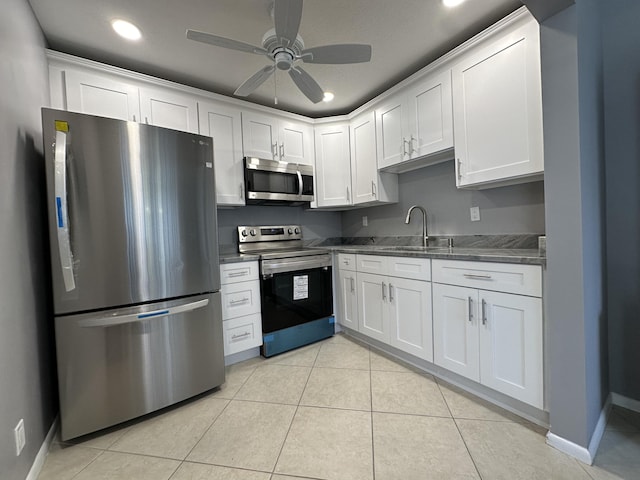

{"left": 55, "top": 120, "right": 69, "bottom": 132}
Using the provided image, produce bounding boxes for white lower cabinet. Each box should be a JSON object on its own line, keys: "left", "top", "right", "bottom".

{"left": 349, "top": 255, "right": 433, "bottom": 361}
{"left": 337, "top": 269, "right": 358, "bottom": 331}
{"left": 220, "top": 261, "right": 262, "bottom": 356}
{"left": 432, "top": 259, "right": 543, "bottom": 409}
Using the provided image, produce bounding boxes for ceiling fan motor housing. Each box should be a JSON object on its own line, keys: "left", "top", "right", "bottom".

{"left": 263, "top": 28, "right": 304, "bottom": 71}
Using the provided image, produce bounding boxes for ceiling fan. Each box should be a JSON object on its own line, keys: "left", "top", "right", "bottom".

{"left": 186, "top": 0, "right": 372, "bottom": 104}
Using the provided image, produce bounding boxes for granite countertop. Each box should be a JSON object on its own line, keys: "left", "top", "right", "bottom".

{"left": 321, "top": 245, "right": 545, "bottom": 265}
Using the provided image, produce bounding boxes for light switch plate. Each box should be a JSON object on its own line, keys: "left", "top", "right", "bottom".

{"left": 470, "top": 206, "right": 480, "bottom": 222}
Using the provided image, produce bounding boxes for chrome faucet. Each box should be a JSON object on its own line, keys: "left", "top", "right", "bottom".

{"left": 405, "top": 205, "right": 429, "bottom": 247}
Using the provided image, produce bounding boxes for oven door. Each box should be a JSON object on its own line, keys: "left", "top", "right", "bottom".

{"left": 244, "top": 157, "right": 313, "bottom": 203}
{"left": 261, "top": 265, "right": 333, "bottom": 333}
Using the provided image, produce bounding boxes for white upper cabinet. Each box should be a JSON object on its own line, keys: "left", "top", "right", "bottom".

{"left": 314, "top": 122, "right": 352, "bottom": 207}
{"left": 452, "top": 15, "right": 543, "bottom": 188}
{"left": 376, "top": 69, "right": 453, "bottom": 173}
{"left": 241, "top": 110, "right": 314, "bottom": 165}
{"left": 198, "top": 101, "right": 245, "bottom": 206}
{"left": 349, "top": 110, "right": 398, "bottom": 205}
{"left": 64, "top": 69, "right": 140, "bottom": 122}
{"left": 139, "top": 86, "right": 199, "bottom": 133}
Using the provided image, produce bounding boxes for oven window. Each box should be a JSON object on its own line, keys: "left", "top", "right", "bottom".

{"left": 261, "top": 266, "right": 333, "bottom": 333}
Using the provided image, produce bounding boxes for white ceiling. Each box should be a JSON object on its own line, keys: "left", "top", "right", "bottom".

{"left": 28, "top": 0, "right": 523, "bottom": 117}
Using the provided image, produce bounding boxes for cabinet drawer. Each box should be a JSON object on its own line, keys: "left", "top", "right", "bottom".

{"left": 221, "top": 280, "right": 261, "bottom": 319}
{"left": 387, "top": 256, "right": 430, "bottom": 281}
{"left": 356, "top": 254, "right": 389, "bottom": 275}
{"left": 220, "top": 261, "right": 258, "bottom": 284}
{"left": 432, "top": 259, "right": 541, "bottom": 297}
{"left": 223, "top": 313, "right": 262, "bottom": 356}
{"left": 337, "top": 253, "right": 357, "bottom": 271}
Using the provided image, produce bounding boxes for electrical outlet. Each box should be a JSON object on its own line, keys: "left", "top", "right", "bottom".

{"left": 470, "top": 206, "right": 480, "bottom": 222}
{"left": 362, "top": 216, "right": 368, "bottom": 227}
{"left": 14, "top": 419, "right": 25, "bottom": 456}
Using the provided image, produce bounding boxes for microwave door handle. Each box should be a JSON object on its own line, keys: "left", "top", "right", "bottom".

{"left": 54, "top": 130, "right": 76, "bottom": 292}
{"left": 296, "top": 169, "right": 303, "bottom": 196}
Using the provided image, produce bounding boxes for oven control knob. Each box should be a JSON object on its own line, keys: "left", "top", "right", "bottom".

{"left": 249, "top": 229, "right": 257, "bottom": 236}
{"left": 294, "top": 227, "right": 300, "bottom": 234}
{"left": 288, "top": 228, "right": 293, "bottom": 235}
{"left": 241, "top": 229, "right": 248, "bottom": 237}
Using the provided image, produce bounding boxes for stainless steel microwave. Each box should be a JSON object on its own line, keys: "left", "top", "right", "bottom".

{"left": 244, "top": 157, "right": 314, "bottom": 205}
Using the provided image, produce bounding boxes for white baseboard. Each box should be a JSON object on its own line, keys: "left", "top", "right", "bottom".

{"left": 611, "top": 392, "right": 640, "bottom": 413}
{"left": 26, "top": 416, "right": 58, "bottom": 480}
{"left": 546, "top": 393, "right": 611, "bottom": 465}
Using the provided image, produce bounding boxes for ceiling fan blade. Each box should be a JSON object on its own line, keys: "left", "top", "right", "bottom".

{"left": 186, "top": 29, "right": 267, "bottom": 55}
{"left": 234, "top": 65, "right": 276, "bottom": 97}
{"left": 274, "top": 0, "right": 303, "bottom": 47}
{"left": 289, "top": 67, "right": 324, "bottom": 104}
{"left": 301, "top": 44, "right": 372, "bottom": 64}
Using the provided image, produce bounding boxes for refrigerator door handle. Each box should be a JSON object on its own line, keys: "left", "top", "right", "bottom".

{"left": 54, "top": 130, "right": 76, "bottom": 292}
{"left": 77, "top": 298, "right": 210, "bottom": 328}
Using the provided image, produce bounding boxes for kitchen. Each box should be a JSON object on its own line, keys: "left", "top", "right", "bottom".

{"left": 1, "top": 0, "right": 639, "bottom": 479}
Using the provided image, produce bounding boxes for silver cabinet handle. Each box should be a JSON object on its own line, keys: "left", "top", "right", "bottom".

{"left": 229, "top": 298, "right": 249, "bottom": 305}
{"left": 468, "top": 296, "right": 473, "bottom": 322}
{"left": 240, "top": 182, "right": 244, "bottom": 200}
{"left": 389, "top": 284, "right": 394, "bottom": 302}
{"left": 53, "top": 130, "right": 76, "bottom": 292}
{"left": 463, "top": 273, "right": 493, "bottom": 280}
{"left": 78, "top": 299, "right": 209, "bottom": 328}
{"left": 381, "top": 282, "right": 387, "bottom": 301}
{"left": 145, "top": 117, "right": 149, "bottom": 124}
{"left": 371, "top": 180, "right": 377, "bottom": 198}
{"left": 227, "top": 271, "right": 249, "bottom": 278}
{"left": 350, "top": 277, "right": 355, "bottom": 293}
{"left": 457, "top": 158, "right": 462, "bottom": 181}
{"left": 272, "top": 143, "right": 278, "bottom": 159}
{"left": 231, "top": 331, "right": 252, "bottom": 340}
{"left": 280, "top": 142, "right": 285, "bottom": 159}
{"left": 481, "top": 298, "right": 487, "bottom": 325}
{"left": 132, "top": 114, "right": 137, "bottom": 122}
{"left": 402, "top": 138, "right": 408, "bottom": 157}
{"left": 409, "top": 134, "right": 416, "bottom": 155}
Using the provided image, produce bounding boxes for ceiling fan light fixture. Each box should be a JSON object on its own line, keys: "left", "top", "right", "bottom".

{"left": 111, "top": 19, "right": 141, "bottom": 41}
{"left": 442, "top": 0, "right": 466, "bottom": 7}
{"left": 322, "top": 92, "right": 335, "bottom": 102}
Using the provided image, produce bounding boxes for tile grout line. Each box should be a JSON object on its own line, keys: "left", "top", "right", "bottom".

{"left": 368, "top": 345, "right": 377, "bottom": 480}
{"left": 269, "top": 342, "right": 321, "bottom": 476}
{"left": 435, "top": 379, "right": 485, "bottom": 480}
{"left": 67, "top": 447, "right": 107, "bottom": 480}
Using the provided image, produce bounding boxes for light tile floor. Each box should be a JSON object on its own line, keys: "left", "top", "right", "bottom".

{"left": 37, "top": 333, "right": 640, "bottom": 480}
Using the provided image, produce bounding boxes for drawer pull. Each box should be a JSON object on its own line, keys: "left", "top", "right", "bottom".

{"left": 468, "top": 296, "right": 473, "bottom": 322}
{"left": 228, "top": 271, "right": 249, "bottom": 278}
{"left": 463, "top": 273, "right": 493, "bottom": 280}
{"left": 381, "top": 282, "right": 387, "bottom": 301}
{"left": 231, "top": 331, "right": 252, "bottom": 340}
{"left": 229, "top": 298, "right": 249, "bottom": 305}
{"left": 389, "top": 284, "right": 394, "bottom": 302}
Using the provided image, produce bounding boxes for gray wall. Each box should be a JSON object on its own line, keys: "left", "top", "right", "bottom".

{"left": 217, "top": 206, "right": 341, "bottom": 248}
{"left": 542, "top": 0, "right": 607, "bottom": 449}
{"left": 603, "top": 0, "right": 640, "bottom": 401}
{"left": 0, "top": 0, "right": 57, "bottom": 479}
{"left": 342, "top": 160, "right": 545, "bottom": 238}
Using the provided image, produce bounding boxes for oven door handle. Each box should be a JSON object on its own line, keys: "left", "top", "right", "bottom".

{"left": 262, "top": 256, "right": 332, "bottom": 276}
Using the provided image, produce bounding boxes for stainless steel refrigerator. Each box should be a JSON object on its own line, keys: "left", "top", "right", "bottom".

{"left": 42, "top": 108, "right": 225, "bottom": 440}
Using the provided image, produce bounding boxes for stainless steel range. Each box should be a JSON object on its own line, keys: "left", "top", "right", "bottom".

{"left": 238, "top": 225, "right": 334, "bottom": 357}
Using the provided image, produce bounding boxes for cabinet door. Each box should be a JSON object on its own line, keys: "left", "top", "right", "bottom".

{"left": 64, "top": 70, "right": 140, "bottom": 121}
{"left": 314, "top": 123, "right": 352, "bottom": 207}
{"left": 432, "top": 283, "right": 480, "bottom": 381}
{"left": 138, "top": 86, "right": 199, "bottom": 133}
{"left": 452, "top": 19, "right": 543, "bottom": 187}
{"left": 388, "top": 278, "right": 433, "bottom": 361}
{"left": 280, "top": 120, "right": 314, "bottom": 165}
{"left": 478, "top": 290, "right": 543, "bottom": 408}
{"left": 375, "top": 96, "right": 407, "bottom": 169}
{"left": 357, "top": 272, "right": 388, "bottom": 343}
{"left": 337, "top": 270, "right": 358, "bottom": 330}
{"left": 242, "top": 111, "right": 278, "bottom": 160}
{"left": 199, "top": 101, "right": 245, "bottom": 206}
{"left": 407, "top": 70, "right": 453, "bottom": 158}
{"left": 350, "top": 111, "right": 378, "bottom": 204}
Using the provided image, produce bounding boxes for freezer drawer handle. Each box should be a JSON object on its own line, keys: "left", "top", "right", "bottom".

{"left": 77, "top": 298, "right": 210, "bottom": 328}
{"left": 53, "top": 130, "right": 76, "bottom": 292}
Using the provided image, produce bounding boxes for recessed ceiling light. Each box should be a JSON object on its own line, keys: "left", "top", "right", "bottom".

{"left": 322, "top": 92, "right": 335, "bottom": 102}
{"left": 111, "top": 19, "right": 142, "bottom": 41}
{"left": 443, "top": 0, "right": 466, "bottom": 7}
